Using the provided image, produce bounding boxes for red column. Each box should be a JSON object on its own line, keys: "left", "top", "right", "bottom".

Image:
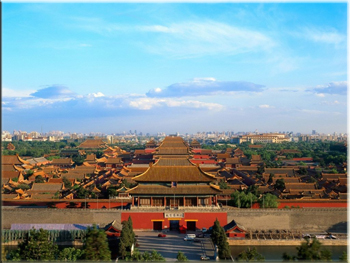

{"left": 138, "top": 197, "right": 140, "bottom": 207}
{"left": 132, "top": 197, "right": 135, "bottom": 206}
{"left": 197, "top": 196, "right": 199, "bottom": 206}
{"left": 215, "top": 196, "right": 218, "bottom": 205}
{"left": 183, "top": 196, "right": 186, "bottom": 207}
{"left": 164, "top": 196, "right": 166, "bottom": 207}
{"left": 151, "top": 197, "right": 153, "bottom": 206}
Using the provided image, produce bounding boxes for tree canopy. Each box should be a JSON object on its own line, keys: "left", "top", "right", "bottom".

{"left": 236, "top": 247, "right": 265, "bottom": 261}
{"left": 119, "top": 216, "right": 136, "bottom": 259}
{"left": 83, "top": 224, "right": 111, "bottom": 261}
{"left": 282, "top": 238, "right": 333, "bottom": 261}
{"left": 17, "top": 228, "right": 58, "bottom": 261}
{"left": 258, "top": 193, "right": 279, "bottom": 208}
{"left": 211, "top": 219, "right": 231, "bottom": 259}
{"left": 176, "top": 251, "right": 189, "bottom": 261}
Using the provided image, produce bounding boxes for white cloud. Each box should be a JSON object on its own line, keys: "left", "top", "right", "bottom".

{"left": 3, "top": 87, "right": 35, "bottom": 98}
{"left": 140, "top": 21, "right": 275, "bottom": 58}
{"left": 259, "top": 104, "right": 274, "bottom": 109}
{"left": 316, "top": 93, "right": 325, "bottom": 97}
{"left": 303, "top": 27, "right": 345, "bottom": 45}
{"left": 310, "top": 81, "right": 347, "bottom": 95}
{"left": 154, "top": 88, "right": 162, "bottom": 93}
{"left": 147, "top": 78, "right": 265, "bottom": 98}
{"left": 128, "top": 97, "right": 224, "bottom": 111}
{"left": 88, "top": 92, "right": 105, "bottom": 98}
{"left": 321, "top": 100, "right": 344, "bottom": 106}
{"left": 30, "top": 85, "right": 77, "bottom": 99}
{"left": 291, "top": 27, "right": 346, "bottom": 46}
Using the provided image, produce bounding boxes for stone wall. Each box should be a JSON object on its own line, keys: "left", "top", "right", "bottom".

{"left": 2, "top": 207, "right": 347, "bottom": 232}
{"left": 2, "top": 208, "right": 122, "bottom": 229}
{"left": 227, "top": 208, "right": 347, "bottom": 232}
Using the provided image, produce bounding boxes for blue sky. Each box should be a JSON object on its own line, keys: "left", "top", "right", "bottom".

{"left": 2, "top": 2, "right": 347, "bottom": 135}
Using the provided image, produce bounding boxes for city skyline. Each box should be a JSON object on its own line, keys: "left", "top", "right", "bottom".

{"left": 2, "top": 2, "right": 347, "bottom": 134}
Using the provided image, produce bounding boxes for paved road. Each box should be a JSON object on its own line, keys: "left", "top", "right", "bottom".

{"left": 135, "top": 231, "right": 214, "bottom": 261}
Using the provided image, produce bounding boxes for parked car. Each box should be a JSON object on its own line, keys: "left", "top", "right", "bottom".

{"left": 202, "top": 228, "right": 207, "bottom": 233}
{"left": 196, "top": 233, "right": 204, "bottom": 238}
{"left": 200, "top": 255, "right": 210, "bottom": 261}
{"left": 158, "top": 233, "right": 166, "bottom": 237}
{"left": 184, "top": 237, "right": 194, "bottom": 241}
{"left": 194, "top": 238, "right": 201, "bottom": 242}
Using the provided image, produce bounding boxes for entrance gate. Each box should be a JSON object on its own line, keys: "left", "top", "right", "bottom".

{"left": 153, "top": 221, "right": 162, "bottom": 231}
{"left": 169, "top": 220, "right": 180, "bottom": 231}
{"left": 186, "top": 221, "right": 196, "bottom": 231}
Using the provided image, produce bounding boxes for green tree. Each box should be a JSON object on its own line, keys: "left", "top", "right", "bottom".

{"left": 128, "top": 248, "right": 143, "bottom": 261}
{"left": 267, "top": 173, "right": 274, "bottom": 184}
{"left": 35, "top": 175, "right": 45, "bottom": 183}
{"left": 119, "top": 216, "right": 136, "bottom": 257}
{"left": 118, "top": 241, "right": 127, "bottom": 260}
{"left": 176, "top": 251, "right": 189, "bottom": 261}
{"left": 236, "top": 247, "right": 265, "bottom": 261}
{"left": 211, "top": 219, "right": 231, "bottom": 259}
{"left": 219, "top": 179, "right": 230, "bottom": 189}
{"left": 283, "top": 238, "right": 333, "bottom": 261}
{"left": 2, "top": 237, "right": 7, "bottom": 261}
{"left": 258, "top": 193, "right": 279, "bottom": 208}
{"left": 83, "top": 224, "right": 111, "bottom": 261}
{"left": 24, "top": 169, "right": 34, "bottom": 180}
{"left": 299, "top": 161, "right": 307, "bottom": 166}
{"left": 72, "top": 155, "right": 85, "bottom": 166}
{"left": 76, "top": 186, "right": 89, "bottom": 199}
{"left": 58, "top": 247, "right": 84, "bottom": 261}
{"left": 150, "top": 250, "right": 165, "bottom": 261}
{"left": 62, "top": 176, "right": 72, "bottom": 189}
{"left": 15, "top": 184, "right": 30, "bottom": 190}
{"left": 339, "top": 251, "right": 348, "bottom": 261}
{"left": 17, "top": 228, "right": 58, "bottom": 261}
{"left": 282, "top": 252, "right": 295, "bottom": 261}
{"left": 298, "top": 167, "right": 308, "bottom": 175}
{"left": 274, "top": 178, "right": 285, "bottom": 192}
{"left": 230, "top": 191, "right": 257, "bottom": 208}
{"left": 296, "top": 238, "right": 330, "bottom": 260}
{"left": 330, "top": 168, "right": 338, "bottom": 174}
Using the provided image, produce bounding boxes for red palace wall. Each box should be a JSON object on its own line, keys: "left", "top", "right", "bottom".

{"left": 121, "top": 212, "right": 227, "bottom": 230}
{"left": 249, "top": 201, "right": 347, "bottom": 209}
{"left": 2, "top": 200, "right": 128, "bottom": 209}
{"left": 277, "top": 202, "right": 347, "bottom": 208}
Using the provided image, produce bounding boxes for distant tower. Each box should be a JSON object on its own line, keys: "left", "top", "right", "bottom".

{"left": 312, "top": 130, "right": 316, "bottom": 135}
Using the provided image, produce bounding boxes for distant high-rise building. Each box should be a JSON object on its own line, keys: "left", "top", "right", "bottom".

{"left": 312, "top": 130, "right": 317, "bottom": 135}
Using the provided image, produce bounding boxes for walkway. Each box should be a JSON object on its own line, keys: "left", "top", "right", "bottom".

{"left": 135, "top": 231, "right": 215, "bottom": 261}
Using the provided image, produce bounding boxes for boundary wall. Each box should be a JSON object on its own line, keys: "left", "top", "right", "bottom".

{"left": 2, "top": 208, "right": 347, "bottom": 232}
{"left": 227, "top": 208, "right": 347, "bottom": 232}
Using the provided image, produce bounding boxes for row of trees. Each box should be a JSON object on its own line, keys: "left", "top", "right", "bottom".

{"left": 235, "top": 238, "right": 348, "bottom": 261}
{"left": 202, "top": 140, "right": 347, "bottom": 168}
{"left": 5, "top": 225, "right": 111, "bottom": 261}
{"left": 228, "top": 186, "right": 279, "bottom": 208}
{"left": 283, "top": 238, "right": 347, "bottom": 261}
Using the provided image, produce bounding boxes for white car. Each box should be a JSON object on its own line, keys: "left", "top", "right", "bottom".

{"left": 200, "top": 255, "right": 210, "bottom": 261}
{"left": 184, "top": 237, "right": 194, "bottom": 241}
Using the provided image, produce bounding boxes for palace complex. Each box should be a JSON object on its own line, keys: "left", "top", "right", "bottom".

{"left": 127, "top": 136, "right": 222, "bottom": 208}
